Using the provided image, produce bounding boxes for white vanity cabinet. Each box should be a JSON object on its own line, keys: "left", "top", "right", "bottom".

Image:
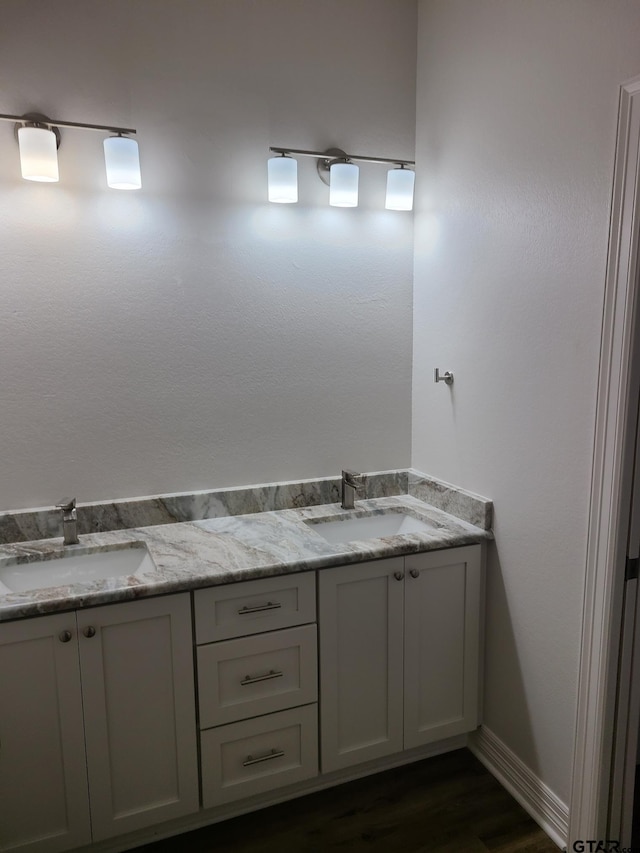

{"left": 194, "top": 573, "right": 319, "bottom": 807}
{"left": 0, "top": 593, "right": 199, "bottom": 852}
{"left": 318, "top": 545, "right": 482, "bottom": 773}
{"left": 0, "top": 539, "right": 484, "bottom": 853}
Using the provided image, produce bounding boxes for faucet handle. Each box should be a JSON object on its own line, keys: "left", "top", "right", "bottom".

{"left": 342, "top": 470, "right": 364, "bottom": 490}
{"left": 56, "top": 497, "right": 76, "bottom": 511}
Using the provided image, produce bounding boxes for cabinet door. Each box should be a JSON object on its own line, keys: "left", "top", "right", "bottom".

{"left": 319, "top": 558, "right": 405, "bottom": 773}
{"left": 77, "top": 594, "right": 199, "bottom": 841}
{"left": 404, "top": 545, "right": 482, "bottom": 749}
{"left": 0, "top": 613, "right": 91, "bottom": 853}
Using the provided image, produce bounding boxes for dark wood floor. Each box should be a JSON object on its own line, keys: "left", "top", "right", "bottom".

{"left": 133, "top": 749, "right": 559, "bottom": 852}
{"left": 633, "top": 764, "right": 640, "bottom": 849}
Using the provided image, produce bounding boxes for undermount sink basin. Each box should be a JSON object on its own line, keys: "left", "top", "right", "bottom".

{"left": 306, "top": 512, "right": 437, "bottom": 544}
{"left": 0, "top": 543, "right": 157, "bottom": 594}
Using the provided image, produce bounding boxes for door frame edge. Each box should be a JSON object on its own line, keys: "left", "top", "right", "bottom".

{"left": 569, "top": 74, "right": 640, "bottom": 845}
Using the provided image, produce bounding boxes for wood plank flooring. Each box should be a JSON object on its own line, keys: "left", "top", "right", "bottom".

{"left": 133, "top": 749, "right": 559, "bottom": 852}
{"left": 633, "top": 764, "right": 640, "bottom": 849}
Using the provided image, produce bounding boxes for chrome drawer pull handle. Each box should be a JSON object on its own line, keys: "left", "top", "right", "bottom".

{"left": 243, "top": 748, "right": 285, "bottom": 767}
{"left": 241, "top": 669, "right": 284, "bottom": 686}
{"left": 238, "top": 601, "right": 282, "bottom": 615}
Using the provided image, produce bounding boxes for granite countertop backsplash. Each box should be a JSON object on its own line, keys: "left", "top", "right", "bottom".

{"left": 0, "top": 470, "right": 493, "bottom": 622}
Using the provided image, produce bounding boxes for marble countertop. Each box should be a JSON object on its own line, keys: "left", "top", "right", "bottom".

{"left": 0, "top": 495, "right": 492, "bottom": 622}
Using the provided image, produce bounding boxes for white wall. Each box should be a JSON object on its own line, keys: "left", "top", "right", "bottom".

{"left": 414, "top": 0, "right": 640, "bottom": 804}
{"left": 0, "top": 0, "right": 416, "bottom": 511}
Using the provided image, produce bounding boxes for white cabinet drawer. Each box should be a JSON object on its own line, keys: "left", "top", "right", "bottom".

{"left": 200, "top": 705, "right": 318, "bottom": 807}
{"left": 197, "top": 624, "right": 318, "bottom": 728}
{"left": 194, "top": 573, "right": 316, "bottom": 643}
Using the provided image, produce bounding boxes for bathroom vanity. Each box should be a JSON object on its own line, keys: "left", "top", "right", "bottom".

{"left": 0, "top": 472, "right": 491, "bottom": 853}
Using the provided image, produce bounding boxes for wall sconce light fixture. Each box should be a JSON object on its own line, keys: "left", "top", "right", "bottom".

{"left": 385, "top": 165, "right": 416, "bottom": 211}
{"left": 329, "top": 159, "right": 359, "bottom": 208}
{"left": 268, "top": 146, "right": 415, "bottom": 210}
{"left": 267, "top": 153, "right": 298, "bottom": 203}
{"left": 17, "top": 122, "right": 60, "bottom": 182}
{"left": 0, "top": 112, "right": 141, "bottom": 189}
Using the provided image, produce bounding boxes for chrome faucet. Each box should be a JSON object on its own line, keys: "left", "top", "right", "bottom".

{"left": 56, "top": 497, "right": 79, "bottom": 545}
{"left": 341, "top": 470, "right": 364, "bottom": 510}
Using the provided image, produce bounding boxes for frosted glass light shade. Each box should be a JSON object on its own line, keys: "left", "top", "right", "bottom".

{"left": 329, "top": 161, "right": 359, "bottom": 207}
{"left": 268, "top": 155, "right": 298, "bottom": 203}
{"left": 385, "top": 167, "right": 415, "bottom": 211}
{"left": 104, "top": 136, "right": 142, "bottom": 190}
{"left": 18, "top": 126, "right": 59, "bottom": 182}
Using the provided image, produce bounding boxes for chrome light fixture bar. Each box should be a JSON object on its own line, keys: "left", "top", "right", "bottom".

{"left": 0, "top": 112, "right": 141, "bottom": 189}
{"left": 269, "top": 146, "right": 414, "bottom": 167}
{"left": 268, "top": 146, "right": 415, "bottom": 210}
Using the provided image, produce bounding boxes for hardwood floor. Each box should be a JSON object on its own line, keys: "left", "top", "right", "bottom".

{"left": 133, "top": 749, "right": 559, "bottom": 852}
{"left": 633, "top": 764, "right": 640, "bottom": 849}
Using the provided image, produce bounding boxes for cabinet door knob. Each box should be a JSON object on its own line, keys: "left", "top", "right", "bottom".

{"left": 393, "top": 571, "right": 404, "bottom": 581}
{"left": 83, "top": 626, "right": 96, "bottom": 638}
{"left": 409, "top": 569, "right": 420, "bottom": 578}
{"left": 58, "top": 630, "right": 73, "bottom": 643}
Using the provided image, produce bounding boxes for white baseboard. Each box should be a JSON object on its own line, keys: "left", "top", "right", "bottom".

{"left": 468, "top": 726, "right": 569, "bottom": 850}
